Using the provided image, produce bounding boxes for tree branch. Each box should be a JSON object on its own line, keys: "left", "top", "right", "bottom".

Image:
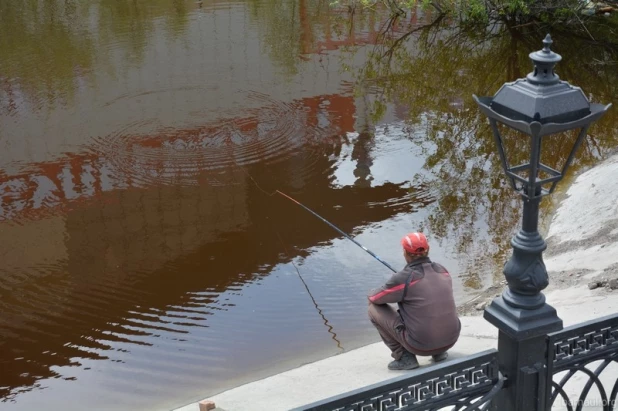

{"left": 380, "top": 13, "right": 446, "bottom": 64}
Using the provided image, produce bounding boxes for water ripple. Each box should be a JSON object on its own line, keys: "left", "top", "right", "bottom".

{"left": 91, "top": 90, "right": 334, "bottom": 188}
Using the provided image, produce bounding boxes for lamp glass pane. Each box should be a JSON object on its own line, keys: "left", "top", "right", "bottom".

{"left": 496, "top": 123, "right": 531, "bottom": 188}
{"left": 540, "top": 128, "right": 581, "bottom": 178}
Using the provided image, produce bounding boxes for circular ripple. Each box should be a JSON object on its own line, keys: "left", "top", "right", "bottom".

{"left": 92, "top": 90, "right": 336, "bottom": 187}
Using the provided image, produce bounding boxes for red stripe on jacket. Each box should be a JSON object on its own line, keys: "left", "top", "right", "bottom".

{"left": 368, "top": 279, "right": 420, "bottom": 303}
{"left": 369, "top": 284, "right": 405, "bottom": 303}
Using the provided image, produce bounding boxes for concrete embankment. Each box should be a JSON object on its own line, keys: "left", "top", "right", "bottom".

{"left": 174, "top": 153, "right": 618, "bottom": 411}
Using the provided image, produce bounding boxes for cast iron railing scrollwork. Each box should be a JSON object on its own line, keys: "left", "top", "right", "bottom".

{"left": 293, "top": 350, "right": 504, "bottom": 411}
{"left": 546, "top": 313, "right": 618, "bottom": 411}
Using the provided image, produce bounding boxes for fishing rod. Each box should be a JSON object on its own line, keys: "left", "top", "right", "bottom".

{"left": 228, "top": 159, "right": 397, "bottom": 273}
{"left": 276, "top": 190, "right": 398, "bottom": 274}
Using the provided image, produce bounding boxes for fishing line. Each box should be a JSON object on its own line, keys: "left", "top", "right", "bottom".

{"left": 274, "top": 231, "right": 344, "bottom": 351}
{"left": 227, "top": 157, "right": 343, "bottom": 350}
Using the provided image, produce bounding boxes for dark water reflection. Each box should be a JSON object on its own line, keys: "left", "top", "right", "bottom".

{"left": 1, "top": 1, "right": 617, "bottom": 410}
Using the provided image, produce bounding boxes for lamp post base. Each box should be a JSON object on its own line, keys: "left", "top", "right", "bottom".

{"left": 485, "top": 294, "right": 563, "bottom": 411}
{"left": 484, "top": 294, "right": 563, "bottom": 340}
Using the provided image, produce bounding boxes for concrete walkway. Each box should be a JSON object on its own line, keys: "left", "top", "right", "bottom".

{"left": 174, "top": 316, "right": 497, "bottom": 411}
{"left": 174, "top": 290, "right": 618, "bottom": 411}
{"left": 174, "top": 153, "right": 618, "bottom": 411}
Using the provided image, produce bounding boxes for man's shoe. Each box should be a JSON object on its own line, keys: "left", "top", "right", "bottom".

{"left": 388, "top": 352, "right": 419, "bottom": 370}
{"left": 432, "top": 352, "right": 448, "bottom": 362}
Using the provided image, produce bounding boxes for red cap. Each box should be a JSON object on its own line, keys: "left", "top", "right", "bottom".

{"left": 401, "top": 232, "right": 429, "bottom": 255}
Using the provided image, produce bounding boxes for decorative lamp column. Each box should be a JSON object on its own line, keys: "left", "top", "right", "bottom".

{"left": 473, "top": 34, "right": 611, "bottom": 411}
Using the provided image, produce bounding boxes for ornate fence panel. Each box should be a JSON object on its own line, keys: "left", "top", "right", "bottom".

{"left": 293, "top": 350, "right": 504, "bottom": 411}
{"left": 546, "top": 313, "right": 618, "bottom": 411}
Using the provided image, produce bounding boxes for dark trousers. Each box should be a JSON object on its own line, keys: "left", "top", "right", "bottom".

{"left": 368, "top": 303, "right": 453, "bottom": 360}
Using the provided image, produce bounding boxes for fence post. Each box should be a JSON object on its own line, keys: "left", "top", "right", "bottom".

{"left": 490, "top": 326, "right": 554, "bottom": 410}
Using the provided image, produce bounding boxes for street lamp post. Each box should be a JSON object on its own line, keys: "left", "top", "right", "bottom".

{"left": 473, "top": 34, "right": 611, "bottom": 411}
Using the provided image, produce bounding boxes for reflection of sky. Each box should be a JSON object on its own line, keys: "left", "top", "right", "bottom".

{"left": 331, "top": 121, "right": 432, "bottom": 187}
{"left": 330, "top": 117, "right": 505, "bottom": 293}
{"left": 329, "top": 120, "right": 471, "bottom": 283}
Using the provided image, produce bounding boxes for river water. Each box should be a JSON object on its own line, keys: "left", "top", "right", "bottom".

{"left": 1, "top": 1, "right": 617, "bottom": 410}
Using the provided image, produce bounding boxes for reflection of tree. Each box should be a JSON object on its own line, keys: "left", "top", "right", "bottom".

{"left": 0, "top": 1, "right": 95, "bottom": 108}
{"left": 247, "top": 0, "right": 304, "bottom": 76}
{"left": 96, "top": 0, "right": 191, "bottom": 64}
{"left": 351, "top": 129, "right": 376, "bottom": 187}
{"left": 246, "top": 0, "right": 384, "bottom": 76}
{"left": 0, "top": 0, "right": 192, "bottom": 110}
{"left": 355, "top": 15, "right": 618, "bottom": 288}
{"left": 96, "top": 1, "right": 153, "bottom": 66}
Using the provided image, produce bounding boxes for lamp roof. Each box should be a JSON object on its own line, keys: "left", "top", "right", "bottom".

{"left": 487, "top": 34, "right": 591, "bottom": 126}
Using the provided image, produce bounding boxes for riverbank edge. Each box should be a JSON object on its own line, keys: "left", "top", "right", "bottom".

{"left": 172, "top": 151, "right": 618, "bottom": 411}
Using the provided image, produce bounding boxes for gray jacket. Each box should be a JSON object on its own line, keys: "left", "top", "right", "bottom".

{"left": 368, "top": 257, "right": 461, "bottom": 352}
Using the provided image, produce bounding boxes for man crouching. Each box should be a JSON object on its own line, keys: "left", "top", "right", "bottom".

{"left": 367, "top": 232, "right": 461, "bottom": 370}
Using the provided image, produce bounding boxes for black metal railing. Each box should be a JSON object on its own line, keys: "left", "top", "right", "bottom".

{"left": 296, "top": 313, "right": 618, "bottom": 411}
{"left": 292, "top": 350, "right": 504, "bottom": 411}
{"left": 546, "top": 314, "right": 618, "bottom": 411}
